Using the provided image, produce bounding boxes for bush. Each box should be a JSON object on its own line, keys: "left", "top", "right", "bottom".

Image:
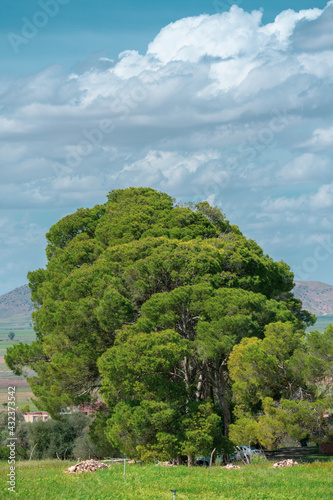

{"left": 88, "top": 408, "right": 120, "bottom": 458}
{"left": 0, "top": 446, "right": 9, "bottom": 460}
{"left": 28, "top": 413, "right": 91, "bottom": 460}
{"left": 72, "top": 431, "right": 98, "bottom": 460}
{"left": 251, "top": 454, "right": 268, "bottom": 466}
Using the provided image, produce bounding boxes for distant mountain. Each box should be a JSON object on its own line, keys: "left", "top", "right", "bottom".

{"left": 0, "top": 281, "right": 332, "bottom": 326}
{"left": 293, "top": 281, "right": 333, "bottom": 316}
{"left": 0, "top": 284, "right": 33, "bottom": 322}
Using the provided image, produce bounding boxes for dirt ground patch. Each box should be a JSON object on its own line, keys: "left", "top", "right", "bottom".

{"left": 264, "top": 446, "right": 327, "bottom": 463}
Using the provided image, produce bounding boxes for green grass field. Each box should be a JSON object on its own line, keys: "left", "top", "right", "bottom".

{"left": 0, "top": 460, "right": 332, "bottom": 499}
{"left": 310, "top": 315, "right": 333, "bottom": 332}
{"left": 0, "top": 315, "right": 33, "bottom": 332}
{"left": 0, "top": 326, "right": 36, "bottom": 410}
{"left": 0, "top": 329, "right": 36, "bottom": 356}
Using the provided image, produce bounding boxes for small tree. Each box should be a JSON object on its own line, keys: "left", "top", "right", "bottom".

{"left": 20, "top": 404, "right": 31, "bottom": 413}
{"left": 182, "top": 402, "right": 222, "bottom": 467}
{"left": 8, "top": 331, "right": 15, "bottom": 341}
{"left": 73, "top": 430, "right": 98, "bottom": 460}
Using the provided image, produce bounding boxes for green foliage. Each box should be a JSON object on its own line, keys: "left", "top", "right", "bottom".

{"left": 8, "top": 331, "right": 15, "bottom": 341}
{"left": 88, "top": 406, "right": 120, "bottom": 458}
{"left": 218, "top": 436, "right": 237, "bottom": 457}
{"left": 1, "top": 412, "right": 30, "bottom": 460}
{"left": 228, "top": 322, "right": 333, "bottom": 446}
{"left": 99, "top": 328, "right": 189, "bottom": 461}
{"left": 99, "top": 328, "right": 189, "bottom": 401}
{"left": 20, "top": 404, "right": 31, "bottom": 413}
{"left": 230, "top": 398, "right": 326, "bottom": 450}
{"left": 250, "top": 454, "right": 268, "bottom": 466}
{"left": 27, "top": 413, "right": 90, "bottom": 460}
{"left": 0, "top": 410, "right": 24, "bottom": 439}
{"left": 229, "top": 407, "right": 263, "bottom": 449}
{"left": 15, "top": 421, "right": 30, "bottom": 459}
{"left": 72, "top": 429, "right": 98, "bottom": 460}
{"left": 228, "top": 322, "right": 306, "bottom": 408}
{"left": 194, "top": 201, "right": 230, "bottom": 233}
{"left": 181, "top": 402, "right": 222, "bottom": 465}
{"left": 0, "top": 446, "right": 9, "bottom": 460}
{"left": 106, "top": 400, "right": 181, "bottom": 461}
{"left": 4, "top": 187, "right": 311, "bottom": 458}
{"left": 291, "top": 325, "right": 333, "bottom": 401}
{"left": 4, "top": 341, "right": 46, "bottom": 377}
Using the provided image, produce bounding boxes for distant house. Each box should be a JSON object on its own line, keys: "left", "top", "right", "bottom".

{"left": 23, "top": 411, "right": 49, "bottom": 423}
{"left": 64, "top": 401, "right": 106, "bottom": 416}
{"left": 77, "top": 401, "right": 105, "bottom": 416}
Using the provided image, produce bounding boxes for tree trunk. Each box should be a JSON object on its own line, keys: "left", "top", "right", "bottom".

{"left": 219, "top": 365, "right": 231, "bottom": 436}
{"left": 188, "top": 454, "right": 194, "bottom": 467}
{"left": 210, "top": 448, "right": 216, "bottom": 467}
{"left": 196, "top": 371, "right": 203, "bottom": 400}
{"left": 213, "top": 361, "right": 231, "bottom": 437}
{"left": 183, "top": 356, "right": 189, "bottom": 389}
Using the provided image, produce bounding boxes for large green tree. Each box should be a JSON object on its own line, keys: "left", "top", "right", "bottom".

{"left": 5, "top": 187, "right": 314, "bottom": 461}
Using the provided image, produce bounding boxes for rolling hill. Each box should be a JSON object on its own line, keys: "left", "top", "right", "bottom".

{"left": 0, "top": 284, "right": 34, "bottom": 328}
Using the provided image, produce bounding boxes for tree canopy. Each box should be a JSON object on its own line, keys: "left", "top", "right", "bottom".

{"left": 6, "top": 187, "right": 322, "bottom": 462}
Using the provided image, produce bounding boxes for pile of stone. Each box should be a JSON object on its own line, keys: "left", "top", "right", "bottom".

{"left": 223, "top": 463, "right": 241, "bottom": 470}
{"left": 155, "top": 461, "right": 176, "bottom": 467}
{"left": 65, "top": 460, "right": 109, "bottom": 473}
{"left": 273, "top": 459, "right": 298, "bottom": 468}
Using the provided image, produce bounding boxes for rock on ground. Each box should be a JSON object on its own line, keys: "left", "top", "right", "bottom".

{"left": 65, "top": 460, "right": 109, "bottom": 473}
{"left": 273, "top": 459, "right": 298, "bottom": 468}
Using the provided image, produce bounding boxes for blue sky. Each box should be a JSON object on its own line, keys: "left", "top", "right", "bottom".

{"left": 0, "top": 1, "right": 333, "bottom": 295}
{"left": 1, "top": 1, "right": 329, "bottom": 74}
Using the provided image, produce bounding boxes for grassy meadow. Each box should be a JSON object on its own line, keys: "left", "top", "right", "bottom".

{"left": 0, "top": 460, "right": 332, "bottom": 499}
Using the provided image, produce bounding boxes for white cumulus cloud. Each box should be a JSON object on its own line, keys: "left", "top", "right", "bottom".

{"left": 1, "top": 2, "right": 333, "bottom": 290}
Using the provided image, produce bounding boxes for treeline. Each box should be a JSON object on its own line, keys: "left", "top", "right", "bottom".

{"left": 0, "top": 410, "right": 117, "bottom": 461}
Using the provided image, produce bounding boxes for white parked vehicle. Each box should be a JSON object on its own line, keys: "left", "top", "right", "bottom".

{"left": 235, "top": 445, "right": 262, "bottom": 461}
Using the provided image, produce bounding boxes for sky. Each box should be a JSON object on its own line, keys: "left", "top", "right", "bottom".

{"left": 0, "top": 0, "right": 333, "bottom": 295}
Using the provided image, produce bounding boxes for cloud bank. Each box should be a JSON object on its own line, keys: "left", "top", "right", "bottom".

{"left": 1, "top": 2, "right": 333, "bottom": 292}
